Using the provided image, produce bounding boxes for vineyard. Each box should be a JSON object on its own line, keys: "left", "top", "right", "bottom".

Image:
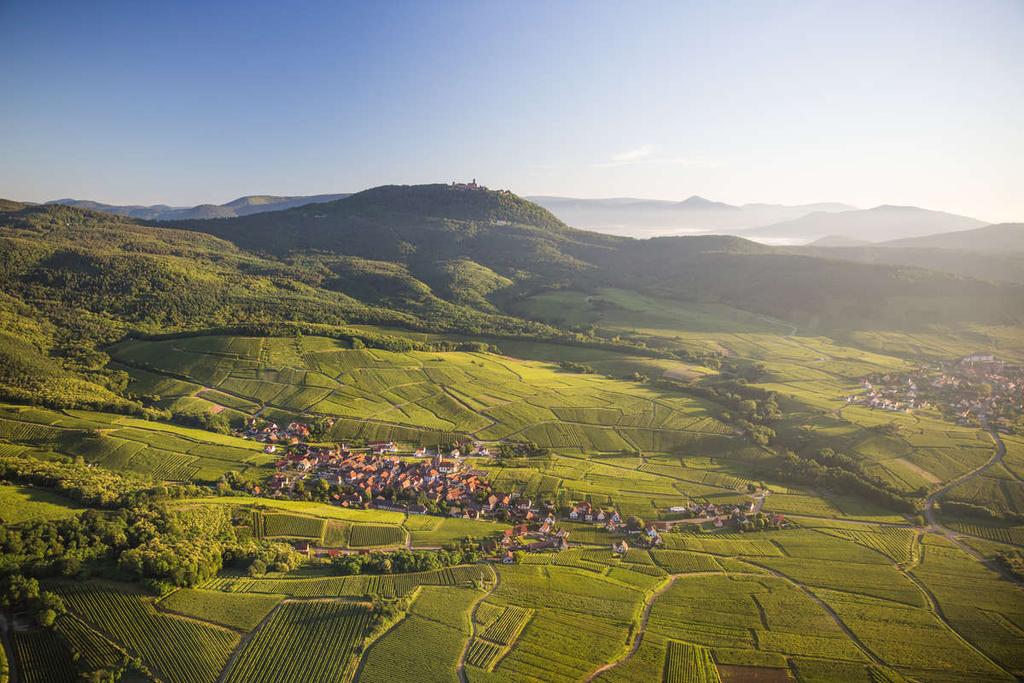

{"left": 198, "top": 565, "right": 493, "bottom": 599}
{"left": 0, "top": 404, "right": 272, "bottom": 483}
{"left": 348, "top": 523, "right": 407, "bottom": 547}
{"left": 10, "top": 628, "right": 76, "bottom": 683}
{"left": 53, "top": 613, "right": 125, "bottom": 674}
{"left": 664, "top": 641, "right": 722, "bottom": 683}
{"left": 481, "top": 605, "right": 532, "bottom": 644}
{"left": 222, "top": 600, "right": 372, "bottom": 683}
{"left": 259, "top": 511, "right": 326, "bottom": 540}
{"left": 465, "top": 638, "right": 506, "bottom": 670}
{"left": 359, "top": 586, "right": 478, "bottom": 683}
{"left": 108, "top": 335, "right": 736, "bottom": 460}
{"left": 815, "top": 526, "right": 918, "bottom": 564}
{"left": 158, "top": 589, "right": 284, "bottom": 631}
{"left": 946, "top": 520, "right": 1024, "bottom": 545}
{"left": 55, "top": 582, "right": 239, "bottom": 683}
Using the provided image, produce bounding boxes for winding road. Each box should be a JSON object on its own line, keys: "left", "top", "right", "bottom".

{"left": 584, "top": 574, "right": 685, "bottom": 682}
{"left": 922, "top": 426, "right": 1012, "bottom": 556}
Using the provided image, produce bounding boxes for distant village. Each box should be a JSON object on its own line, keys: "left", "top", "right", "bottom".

{"left": 237, "top": 417, "right": 788, "bottom": 559}
{"left": 848, "top": 353, "right": 1024, "bottom": 433}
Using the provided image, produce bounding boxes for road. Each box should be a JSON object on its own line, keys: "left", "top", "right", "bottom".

{"left": 584, "top": 574, "right": 686, "bottom": 681}
{"left": 924, "top": 426, "right": 1005, "bottom": 537}
{"left": 920, "top": 426, "right": 1024, "bottom": 586}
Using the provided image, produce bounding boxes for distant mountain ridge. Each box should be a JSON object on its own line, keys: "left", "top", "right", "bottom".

{"left": 527, "top": 195, "right": 857, "bottom": 237}
{"left": 738, "top": 204, "right": 985, "bottom": 243}
{"left": 876, "top": 222, "right": 1024, "bottom": 252}
{"left": 47, "top": 193, "right": 351, "bottom": 220}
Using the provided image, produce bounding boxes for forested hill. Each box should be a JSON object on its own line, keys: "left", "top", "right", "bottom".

{"left": 175, "top": 184, "right": 1024, "bottom": 331}
{"left": 2, "top": 188, "right": 1023, "bottom": 414}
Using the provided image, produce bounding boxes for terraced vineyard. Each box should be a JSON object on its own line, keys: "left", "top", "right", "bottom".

{"left": 108, "top": 335, "right": 736, "bottom": 455}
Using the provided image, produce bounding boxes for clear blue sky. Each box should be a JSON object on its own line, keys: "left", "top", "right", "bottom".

{"left": 2, "top": 0, "right": 1021, "bottom": 221}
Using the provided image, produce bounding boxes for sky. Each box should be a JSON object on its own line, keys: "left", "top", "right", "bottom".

{"left": 1, "top": 0, "right": 1022, "bottom": 222}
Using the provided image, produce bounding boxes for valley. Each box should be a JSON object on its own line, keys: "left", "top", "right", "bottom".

{"left": 0, "top": 187, "right": 1022, "bottom": 683}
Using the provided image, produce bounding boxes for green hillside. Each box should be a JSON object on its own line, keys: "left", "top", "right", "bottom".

{"left": 2, "top": 188, "right": 1024, "bottom": 683}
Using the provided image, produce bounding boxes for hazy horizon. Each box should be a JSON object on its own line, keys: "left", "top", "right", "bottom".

{"left": 2, "top": 0, "right": 1022, "bottom": 222}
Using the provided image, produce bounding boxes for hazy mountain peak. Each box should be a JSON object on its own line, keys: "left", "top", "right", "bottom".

{"left": 677, "top": 195, "right": 735, "bottom": 209}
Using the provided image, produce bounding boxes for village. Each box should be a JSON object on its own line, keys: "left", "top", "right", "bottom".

{"left": 847, "top": 353, "right": 1024, "bottom": 433}
{"left": 238, "top": 417, "right": 789, "bottom": 560}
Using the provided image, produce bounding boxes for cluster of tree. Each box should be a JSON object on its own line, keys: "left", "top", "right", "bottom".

{"left": 493, "top": 441, "right": 552, "bottom": 469}
{"left": 769, "top": 449, "right": 915, "bottom": 513}
{"left": 557, "top": 360, "right": 595, "bottom": 374}
{"left": 169, "top": 409, "right": 236, "bottom": 434}
{"left": 0, "top": 461, "right": 311, "bottom": 595}
{"left": 330, "top": 541, "right": 483, "bottom": 576}
{"left": 939, "top": 500, "right": 1024, "bottom": 523}
{"left": 995, "top": 551, "right": 1024, "bottom": 581}
{"left": 0, "top": 573, "right": 67, "bottom": 626}
{"left": 228, "top": 543, "right": 304, "bottom": 577}
{"left": 0, "top": 455, "right": 165, "bottom": 508}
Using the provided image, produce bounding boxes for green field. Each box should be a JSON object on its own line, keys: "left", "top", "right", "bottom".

{"left": 0, "top": 484, "right": 82, "bottom": 523}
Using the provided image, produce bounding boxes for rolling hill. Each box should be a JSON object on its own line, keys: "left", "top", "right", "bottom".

{"left": 172, "top": 185, "right": 1024, "bottom": 331}
{"left": 2, "top": 184, "right": 1021, "bottom": 415}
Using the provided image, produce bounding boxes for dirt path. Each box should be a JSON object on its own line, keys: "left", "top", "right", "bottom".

{"left": 584, "top": 574, "right": 686, "bottom": 681}
{"left": 456, "top": 573, "right": 500, "bottom": 683}
{"left": 215, "top": 601, "right": 285, "bottom": 683}
{"left": 900, "top": 538, "right": 1013, "bottom": 677}
{"left": 924, "top": 426, "right": 1007, "bottom": 550}
{"left": 746, "top": 563, "right": 885, "bottom": 667}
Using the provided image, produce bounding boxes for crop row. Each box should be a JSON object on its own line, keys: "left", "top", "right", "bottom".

{"left": 465, "top": 639, "right": 506, "bottom": 670}
{"left": 482, "top": 605, "right": 533, "bottom": 645}
{"left": 56, "top": 583, "right": 238, "bottom": 683}
{"left": 664, "top": 641, "right": 721, "bottom": 683}
{"left": 348, "top": 523, "right": 406, "bottom": 547}
{"left": 261, "top": 511, "right": 326, "bottom": 539}
{"left": 11, "top": 628, "right": 76, "bottom": 683}
{"left": 223, "top": 601, "right": 371, "bottom": 683}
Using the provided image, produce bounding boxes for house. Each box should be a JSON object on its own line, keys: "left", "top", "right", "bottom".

{"left": 568, "top": 501, "right": 592, "bottom": 520}
{"left": 502, "top": 551, "right": 515, "bottom": 564}
{"left": 613, "top": 540, "right": 629, "bottom": 555}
